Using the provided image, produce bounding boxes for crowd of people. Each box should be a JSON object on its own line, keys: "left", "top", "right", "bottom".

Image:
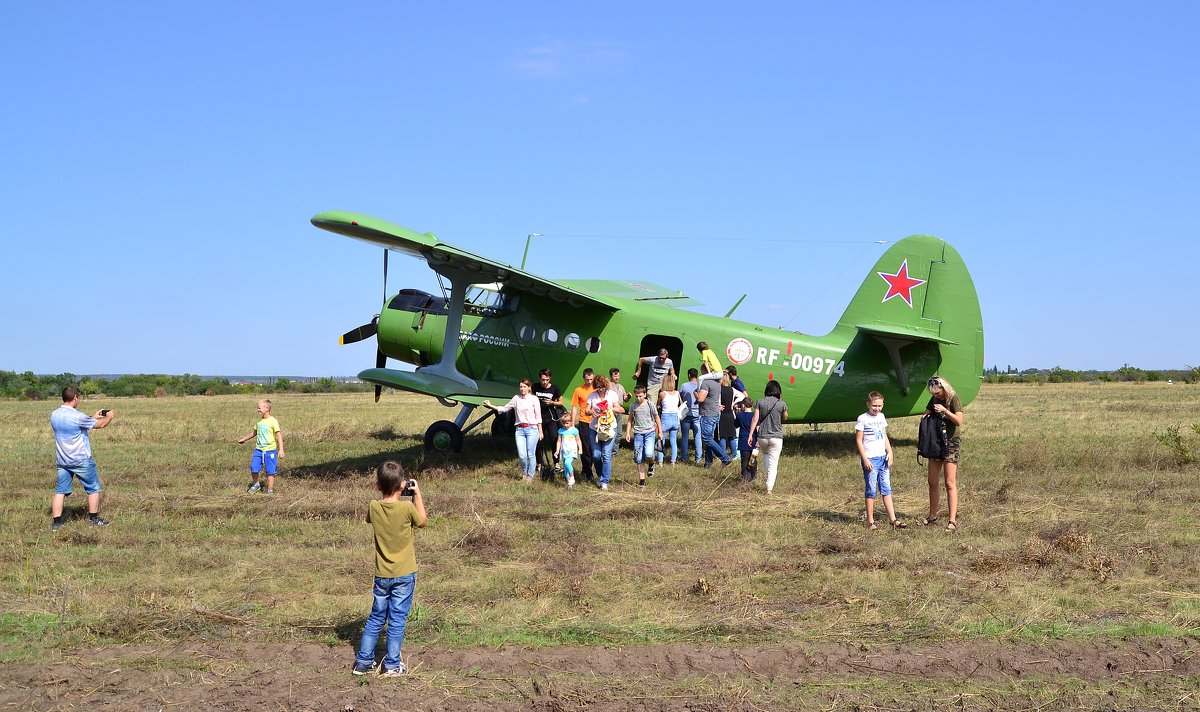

{"left": 484, "top": 345, "right": 965, "bottom": 530}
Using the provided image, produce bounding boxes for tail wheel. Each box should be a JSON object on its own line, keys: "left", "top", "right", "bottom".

{"left": 423, "top": 420, "right": 464, "bottom": 452}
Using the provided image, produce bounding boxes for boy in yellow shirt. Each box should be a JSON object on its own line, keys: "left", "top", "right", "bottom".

{"left": 238, "top": 399, "right": 285, "bottom": 494}
{"left": 697, "top": 341, "right": 723, "bottom": 375}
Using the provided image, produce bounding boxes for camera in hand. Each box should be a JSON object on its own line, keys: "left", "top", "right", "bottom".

{"left": 400, "top": 479, "right": 416, "bottom": 497}
{"left": 99, "top": 409, "right": 112, "bottom": 417}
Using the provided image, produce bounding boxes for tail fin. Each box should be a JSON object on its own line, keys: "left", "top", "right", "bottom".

{"left": 835, "top": 235, "right": 984, "bottom": 402}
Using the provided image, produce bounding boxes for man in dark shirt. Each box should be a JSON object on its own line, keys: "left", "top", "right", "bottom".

{"left": 534, "top": 368, "right": 564, "bottom": 479}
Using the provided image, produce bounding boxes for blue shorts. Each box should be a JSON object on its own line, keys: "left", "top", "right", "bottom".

{"left": 57, "top": 459, "right": 102, "bottom": 495}
{"left": 251, "top": 449, "right": 278, "bottom": 475}
{"left": 862, "top": 456, "right": 892, "bottom": 498}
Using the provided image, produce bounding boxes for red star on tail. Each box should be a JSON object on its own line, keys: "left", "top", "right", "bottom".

{"left": 878, "top": 259, "right": 926, "bottom": 307}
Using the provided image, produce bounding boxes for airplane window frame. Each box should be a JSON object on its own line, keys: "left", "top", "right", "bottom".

{"left": 564, "top": 333, "right": 581, "bottom": 350}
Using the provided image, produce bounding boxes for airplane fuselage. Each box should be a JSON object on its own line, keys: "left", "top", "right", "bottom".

{"left": 376, "top": 286, "right": 978, "bottom": 422}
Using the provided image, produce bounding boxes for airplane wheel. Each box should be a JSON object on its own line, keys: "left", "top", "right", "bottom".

{"left": 424, "top": 420, "right": 464, "bottom": 453}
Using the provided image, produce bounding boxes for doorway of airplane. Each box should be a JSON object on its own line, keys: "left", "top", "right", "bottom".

{"left": 634, "top": 335, "right": 684, "bottom": 389}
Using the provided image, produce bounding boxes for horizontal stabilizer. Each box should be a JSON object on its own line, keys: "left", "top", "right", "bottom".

{"left": 855, "top": 323, "right": 958, "bottom": 345}
{"left": 357, "top": 367, "right": 515, "bottom": 407}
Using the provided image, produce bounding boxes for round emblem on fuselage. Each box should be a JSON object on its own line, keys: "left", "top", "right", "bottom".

{"left": 727, "top": 338, "right": 752, "bottom": 365}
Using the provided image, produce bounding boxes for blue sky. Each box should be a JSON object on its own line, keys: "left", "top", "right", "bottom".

{"left": 2, "top": 2, "right": 1196, "bottom": 376}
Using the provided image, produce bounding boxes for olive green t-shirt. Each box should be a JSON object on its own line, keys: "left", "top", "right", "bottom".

{"left": 368, "top": 499, "right": 420, "bottom": 578}
{"left": 926, "top": 394, "right": 964, "bottom": 439}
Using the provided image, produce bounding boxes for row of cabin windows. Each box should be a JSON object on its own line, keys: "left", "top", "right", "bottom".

{"left": 517, "top": 326, "right": 602, "bottom": 353}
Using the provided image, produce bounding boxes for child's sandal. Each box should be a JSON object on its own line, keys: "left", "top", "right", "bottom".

{"left": 868, "top": 522, "right": 879, "bottom": 531}
{"left": 945, "top": 520, "right": 958, "bottom": 531}
{"left": 890, "top": 519, "right": 908, "bottom": 529}
{"left": 919, "top": 516, "right": 938, "bottom": 526}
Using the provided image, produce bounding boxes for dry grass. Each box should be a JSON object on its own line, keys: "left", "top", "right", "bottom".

{"left": 1, "top": 383, "right": 1198, "bottom": 664}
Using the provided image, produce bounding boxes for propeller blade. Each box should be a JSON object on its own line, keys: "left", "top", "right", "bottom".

{"left": 375, "top": 349, "right": 387, "bottom": 402}
{"left": 339, "top": 317, "right": 378, "bottom": 345}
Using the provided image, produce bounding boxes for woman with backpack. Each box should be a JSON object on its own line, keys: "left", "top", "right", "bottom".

{"left": 584, "top": 375, "right": 625, "bottom": 491}
{"left": 922, "top": 376, "right": 964, "bottom": 531}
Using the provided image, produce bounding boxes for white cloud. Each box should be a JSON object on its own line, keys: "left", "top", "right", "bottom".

{"left": 510, "top": 39, "right": 631, "bottom": 79}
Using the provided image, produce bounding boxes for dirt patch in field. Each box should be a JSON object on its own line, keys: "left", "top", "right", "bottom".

{"left": 4, "top": 637, "right": 1197, "bottom": 711}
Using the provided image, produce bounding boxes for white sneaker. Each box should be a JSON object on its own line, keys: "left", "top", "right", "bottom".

{"left": 566, "top": 475, "right": 575, "bottom": 488}
{"left": 600, "top": 483, "right": 609, "bottom": 491}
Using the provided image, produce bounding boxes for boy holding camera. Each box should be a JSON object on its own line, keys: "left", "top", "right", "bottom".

{"left": 352, "top": 461, "right": 427, "bottom": 677}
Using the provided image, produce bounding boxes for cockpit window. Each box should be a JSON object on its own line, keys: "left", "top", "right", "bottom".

{"left": 434, "top": 277, "right": 519, "bottom": 316}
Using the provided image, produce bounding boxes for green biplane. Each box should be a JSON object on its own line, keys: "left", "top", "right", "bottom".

{"left": 313, "top": 211, "right": 983, "bottom": 452}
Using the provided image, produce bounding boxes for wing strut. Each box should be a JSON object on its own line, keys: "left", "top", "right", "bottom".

{"left": 417, "top": 266, "right": 479, "bottom": 389}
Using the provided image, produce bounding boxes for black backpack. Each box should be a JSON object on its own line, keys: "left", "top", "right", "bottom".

{"left": 917, "top": 413, "right": 947, "bottom": 464}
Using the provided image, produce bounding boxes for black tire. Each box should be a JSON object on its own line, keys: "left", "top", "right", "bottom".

{"left": 424, "top": 420, "right": 464, "bottom": 453}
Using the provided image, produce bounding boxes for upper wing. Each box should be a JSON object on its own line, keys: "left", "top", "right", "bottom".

{"left": 312, "top": 210, "right": 621, "bottom": 311}
{"left": 556, "top": 279, "right": 701, "bottom": 306}
{"left": 357, "top": 367, "right": 516, "bottom": 407}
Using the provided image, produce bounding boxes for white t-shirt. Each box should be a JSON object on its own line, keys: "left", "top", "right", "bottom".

{"left": 855, "top": 412, "right": 889, "bottom": 459}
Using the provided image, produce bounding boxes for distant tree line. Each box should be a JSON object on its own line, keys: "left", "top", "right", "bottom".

{"left": 0, "top": 371, "right": 373, "bottom": 400}
{"left": 983, "top": 365, "right": 1199, "bottom": 384}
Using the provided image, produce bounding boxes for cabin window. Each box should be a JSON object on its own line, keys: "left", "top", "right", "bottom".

{"left": 542, "top": 328, "right": 559, "bottom": 346}
{"left": 519, "top": 325, "right": 537, "bottom": 343}
{"left": 585, "top": 336, "right": 602, "bottom": 353}
{"left": 564, "top": 333, "right": 581, "bottom": 350}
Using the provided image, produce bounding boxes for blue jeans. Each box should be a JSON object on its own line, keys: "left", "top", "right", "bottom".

{"left": 700, "top": 415, "right": 730, "bottom": 464}
{"left": 658, "top": 412, "right": 679, "bottom": 464}
{"left": 680, "top": 414, "right": 702, "bottom": 462}
{"left": 592, "top": 433, "right": 616, "bottom": 484}
{"left": 514, "top": 425, "right": 539, "bottom": 478}
{"left": 633, "top": 431, "right": 656, "bottom": 463}
{"left": 355, "top": 573, "right": 416, "bottom": 671}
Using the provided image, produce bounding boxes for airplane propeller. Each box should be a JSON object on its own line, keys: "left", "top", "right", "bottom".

{"left": 340, "top": 248, "right": 392, "bottom": 403}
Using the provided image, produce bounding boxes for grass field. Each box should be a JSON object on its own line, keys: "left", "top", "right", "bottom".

{"left": 2, "top": 383, "right": 1198, "bottom": 710}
